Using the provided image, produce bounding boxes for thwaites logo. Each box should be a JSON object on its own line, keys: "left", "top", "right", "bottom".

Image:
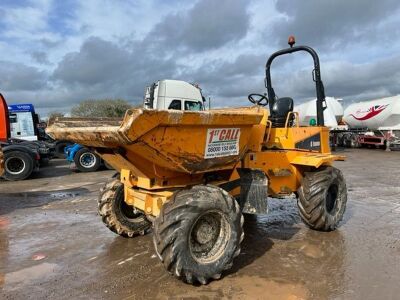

{"left": 204, "top": 128, "right": 240, "bottom": 159}
{"left": 350, "top": 104, "right": 389, "bottom": 121}
{"left": 295, "top": 133, "right": 321, "bottom": 151}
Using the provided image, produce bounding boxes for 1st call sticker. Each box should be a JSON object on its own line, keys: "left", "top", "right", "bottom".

{"left": 204, "top": 128, "right": 240, "bottom": 158}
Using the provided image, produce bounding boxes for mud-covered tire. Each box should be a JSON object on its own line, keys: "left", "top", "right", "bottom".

{"left": 3, "top": 150, "right": 34, "bottom": 181}
{"left": 297, "top": 166, "right": 347, "bottom": 231}
{"left": 153, "top": 185, "right": 244, "bottom": 285}
{"left": 98, "top": 178, "right": 151, "bottom": 237}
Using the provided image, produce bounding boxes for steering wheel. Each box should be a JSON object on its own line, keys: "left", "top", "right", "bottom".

{"left": 248, "top": 93, "right": 269, "bottom": 106}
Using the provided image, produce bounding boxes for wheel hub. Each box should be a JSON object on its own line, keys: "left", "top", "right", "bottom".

{"left": 194, "top": 216, "right": 218, "bottom": 245}
{"left": 118, "top": 193, "right": 144, "bottom": 222}
{"left": 189, "top": 211, "right": 230, "bottom": 263}
{"left": 79, "top": 152, "right": 96, "bottom": 168}
{"left": 5, "top": 157, "right": 25, "bottom": 175}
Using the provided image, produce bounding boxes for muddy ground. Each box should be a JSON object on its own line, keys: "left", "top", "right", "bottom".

{"left": 0, "top": 149, "right": 399, "bottom": 300}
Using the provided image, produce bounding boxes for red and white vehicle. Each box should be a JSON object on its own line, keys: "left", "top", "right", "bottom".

{"left": 335, "top": 95, "right": 400, "bottom": 150}
{"left": 343, "top": 95, "right": 400, "bottom": 130}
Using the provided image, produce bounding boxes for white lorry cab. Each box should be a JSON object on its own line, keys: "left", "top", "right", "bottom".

{"left": 143, "top": 80, "right": 205, "bottom": 111}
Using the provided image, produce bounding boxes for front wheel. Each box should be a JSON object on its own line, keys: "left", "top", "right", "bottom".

{"left": 3, "top": 151, "right": 34, "bottom": 181}
{"left": 297, "top": 166, "right": 347, "bottom": 231}
{"left": 153, "top": 185, "right": 244, "bottom": 285}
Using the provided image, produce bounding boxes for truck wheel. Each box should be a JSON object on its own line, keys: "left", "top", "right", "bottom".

{"left": 54, "top": 141, "right": 71, "bottom": 158}
{"left": 297, "top": 166, "right": 347, "bottom": 231}
{"left": 153, "top": 185, "right": 244, "bottom": 285}
{"left": 3, "top": 151, "right": 34, "bottom": 181}
{"left": 74, "top": 148, "right": 101, "bottom": 172}
{"left": 350, "top": 136, "right": 360, "bottom": 148}
{"left": 98, "top": 178, "right": 151, "bottom": 237}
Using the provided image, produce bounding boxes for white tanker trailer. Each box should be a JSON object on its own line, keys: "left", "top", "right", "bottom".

{"left": 294, "top": 97, "right": 344, "bottom": 128}
{"left": 343, "top": 95, "right": 400, "bottom": 130}
{"left": 334, "top": 95, "right": 400, "bottom": 150}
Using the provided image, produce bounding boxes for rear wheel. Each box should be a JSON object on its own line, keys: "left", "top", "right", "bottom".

{"left": 74, "top": 148, "right": 101, "bottom": 172}
{"left": 153, "top": 185, "right": 244, "bottom": 285}
{"left": 98, "top": 178, "right": 151, "bottom": 237}
{"left": 3, "top": 151, "right": 34, "bottom": 181}
{"left": 297, "top": 166, "right": 347, "bottom": 231}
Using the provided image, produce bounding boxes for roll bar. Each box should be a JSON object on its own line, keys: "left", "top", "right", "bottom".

{"left": 265, "top": 37, "right": 326, "bottom": 126}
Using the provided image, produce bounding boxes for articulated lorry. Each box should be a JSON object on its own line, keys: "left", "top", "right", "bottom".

{"left": 341, "top": 96, "right": 400, "bottom": 149}
{"left": 0, "top": 94, "right": 49, "bottom": 180}
{"left": 333, "top": 96, "right": 400, "bottom": 150}
{"left": 296, "top": 95, "right": 400, "bottom": 150}
{"left": 8, "top": 102, "right": 72, "bottom": 158}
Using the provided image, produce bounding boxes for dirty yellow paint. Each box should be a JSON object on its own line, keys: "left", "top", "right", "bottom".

{"left": 47, "top": 106, "right": 345, "bottom": 217}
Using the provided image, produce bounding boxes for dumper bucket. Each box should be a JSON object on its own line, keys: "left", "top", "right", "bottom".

{"left": 47, "top": 107, "right": 265, "bottom": 174}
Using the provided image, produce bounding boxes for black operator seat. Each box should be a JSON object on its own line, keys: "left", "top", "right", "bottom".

{"left": 269, "top": 97, "right": 294, "bottom": 128}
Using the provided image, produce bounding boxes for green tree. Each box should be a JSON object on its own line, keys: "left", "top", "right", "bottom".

{"left": 71, "top": 99, "right": 133, "bottom": 118}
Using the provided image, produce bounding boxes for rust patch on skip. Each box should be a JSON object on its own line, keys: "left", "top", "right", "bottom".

{"left": 182, "top": 155, "right": 239, "bottom": 173}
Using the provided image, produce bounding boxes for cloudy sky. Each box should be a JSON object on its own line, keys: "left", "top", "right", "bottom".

{"left": 1, "top": 0, "right": 400, "bottom": 116}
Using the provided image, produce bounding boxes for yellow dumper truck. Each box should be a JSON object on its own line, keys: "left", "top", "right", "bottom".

{"left": 47, "top": 37, "right": 347, "bottom": 285}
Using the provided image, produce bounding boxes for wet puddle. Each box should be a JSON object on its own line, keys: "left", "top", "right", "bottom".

{"left": 1, "top": 190, "right": 85, "bottom": 200}
{"left": 48, "top": 192, "right": 81, "bottom": 199}
{"left": 4, "top": 262, "right": 59, "bottom": 291}
{"left": 158, "top": 275, "right": 308, "bottom": 299}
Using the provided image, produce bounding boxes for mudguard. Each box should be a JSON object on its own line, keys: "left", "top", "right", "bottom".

{"left": 2, "top": 144, "right": 39, "bottom": 161}
{"left": 65, "top": 143, "right": 84, "bottom": 162}
{"left": 237, "top": 168, "right": 268, "bottom": 214}
{"left": 290, "top": 153, "right": 345, "bottom": 168}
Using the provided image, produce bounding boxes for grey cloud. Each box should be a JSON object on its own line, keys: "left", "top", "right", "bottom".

{"left": 273, "top": 0, "right": 400, "bottom": 49}
{"left": 49, "top": 0, "right": 255, "bottom": 112}
{"left": 31, "top": 51, "right": 50, "bottom": 65}
{"left": 273, "top": 55, "right": 400, "bottom": 104}
{"left": 40, "top": 38, "right": 61, "bottom": 48}
{"left": 53, "top": 37, "right": 129, "bottom": 86}
{"left": 150, "top": 0, "right": 250, "bottom": 52}
{"left": 0, "top": 61, "right": 47, "bottom": 91}
{"left": 178, "top": 53, "right": 267, "bottom": 107}
{"left": 52, "top": 37, "right": 179, "bottom": 105}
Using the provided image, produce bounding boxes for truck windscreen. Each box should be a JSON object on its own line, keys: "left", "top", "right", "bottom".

{"left": 185, "top": 101, "right": 203, "bottom": 111}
